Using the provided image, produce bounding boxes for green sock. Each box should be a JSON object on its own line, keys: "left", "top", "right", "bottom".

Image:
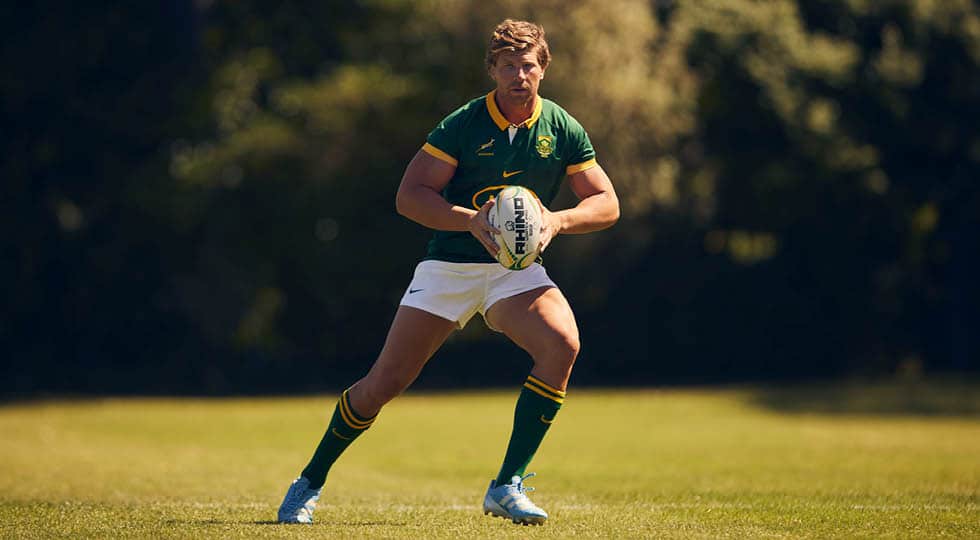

{"left": 494, "top": 374, "right": 564, "bottom": 486}
{"left": 300, "top": 388, "right": 376, "bottom": 489}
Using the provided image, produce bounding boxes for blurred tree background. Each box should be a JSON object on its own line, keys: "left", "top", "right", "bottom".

{"left": 2, "top": 0, "right": 978, "bottom": 395}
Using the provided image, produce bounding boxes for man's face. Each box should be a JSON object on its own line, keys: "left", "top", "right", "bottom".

{"left": 490, "top": 50, "right": 545, "bottom": 106}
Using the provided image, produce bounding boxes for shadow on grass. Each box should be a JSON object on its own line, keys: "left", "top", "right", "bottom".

{"left": 169, "top": 519, "right": 409, "bottom": 527}
{"left": 746, "top": 377, "right": 980, "bottom": 416}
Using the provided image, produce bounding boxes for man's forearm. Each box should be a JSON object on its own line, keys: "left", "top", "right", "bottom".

{"left": 395, "top": 184, "right": 476, "bottom": 232}
{"left": 553, "top": 191, "right": 620, "bottom": 234}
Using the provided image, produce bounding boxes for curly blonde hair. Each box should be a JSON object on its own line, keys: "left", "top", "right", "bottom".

{"left": 486, "top": 19, "right": 551, "bottom": 70}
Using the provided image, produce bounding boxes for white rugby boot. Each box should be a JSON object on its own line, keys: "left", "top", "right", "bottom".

{"left": 482, "top": 472, "right": 548, "bottom": 525}
{"left": 277, "top": 477, "right": 321, "bottom": 524}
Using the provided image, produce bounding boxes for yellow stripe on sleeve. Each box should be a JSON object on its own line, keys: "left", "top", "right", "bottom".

{"left": 566, "top": 158, "right": 597, "bottom": 176}
{"left": 421, "top": 143, "right": 459, "bottom": 167}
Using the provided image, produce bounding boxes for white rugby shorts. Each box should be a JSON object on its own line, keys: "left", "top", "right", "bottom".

{"left": 399, "top": 260, "right": 557, "bottom": 330}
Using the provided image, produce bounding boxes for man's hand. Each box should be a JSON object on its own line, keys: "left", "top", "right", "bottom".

{"left": 469, "top": 199, "right": 500, "bottom": 256}
{"left": 538, "top": 202, "right": 562, "bottom": 253}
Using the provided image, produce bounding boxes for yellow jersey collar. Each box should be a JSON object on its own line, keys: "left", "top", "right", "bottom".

{"left": 486, "top": 90, "right": 542, "bottom": 131}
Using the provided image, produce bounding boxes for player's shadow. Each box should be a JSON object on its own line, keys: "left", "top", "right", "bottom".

{"left": 169, "top": 519, "right": 408, "bottom": 527}
{"left": 249, "top": 520, "right": 407, "bottom": 526}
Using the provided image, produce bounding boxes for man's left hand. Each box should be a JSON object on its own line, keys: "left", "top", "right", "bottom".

{"left": 538, "top": 204, "right": 562, "bottom": 253}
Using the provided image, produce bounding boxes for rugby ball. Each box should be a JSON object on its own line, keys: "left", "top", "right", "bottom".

{"left": 487, "top": 185, "right": 543, "bottom": 270}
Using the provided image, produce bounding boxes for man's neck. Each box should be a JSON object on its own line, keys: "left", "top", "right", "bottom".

{"left": 495, "top": 92, "right": 537, "bottom": 126}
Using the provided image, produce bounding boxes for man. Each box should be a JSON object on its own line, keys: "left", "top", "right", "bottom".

{"left": 278, "top": 19, "right": 619, "bottom": 526}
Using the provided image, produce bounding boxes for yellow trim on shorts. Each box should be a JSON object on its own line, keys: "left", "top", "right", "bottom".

{"left": 421, "top": 143, "right": 458, "bottom": 167}
{"left": 566, "top": 158, "right": 597, "bottom": 176}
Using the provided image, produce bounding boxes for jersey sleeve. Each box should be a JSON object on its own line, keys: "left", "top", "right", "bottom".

{"left": 564, "top": 115, "right": 597, "bottom": 175}
{"left": 422, "top": 107, "right": 465, "bottom": 167}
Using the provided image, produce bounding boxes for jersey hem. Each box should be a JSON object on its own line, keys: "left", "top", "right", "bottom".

{"left": 422, "top": 254, "right": 498, "bottom": 264}
{"left": 422, "top": 254, "right": 545, "bottom": 266}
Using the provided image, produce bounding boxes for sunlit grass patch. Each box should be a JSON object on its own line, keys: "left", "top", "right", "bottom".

{"left": 1, "top": 382, "right": 977, "bottom": 538}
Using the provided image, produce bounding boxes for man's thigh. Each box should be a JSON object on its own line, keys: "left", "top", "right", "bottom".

{"left": 484, "top": 286, "right": 580, "bottom": 388}
{"left": 367, "top": 305, "right": 457, "bottom": 380}
{"left": 352, "top": 305, "right": 457, "bottom": 414}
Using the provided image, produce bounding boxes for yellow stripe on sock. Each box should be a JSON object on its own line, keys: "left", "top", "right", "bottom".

{"left": 523, "top": 382, "right": 565, "bottom": 404}
{"left": 526, "top": 375, "right": 566, "bottom": 398}
{"left": 338, "top": 391, "right": 374, "bottom": 430}
{"left": 337, "top": 398, "right": 365, "bottom": 430}
{"left": 342, "top": 391, "right": 375, "bottom": 428}
{"left": 338, "top": 400, "right": 372, "bottom": 430}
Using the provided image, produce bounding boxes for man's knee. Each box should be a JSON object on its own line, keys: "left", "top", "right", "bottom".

{"left": 543, "top": 331, "right": 580, "bottom": 369}
{"left": 562, "top": 333, "right": 581, "bottom": 363}
{"left": 358, "top": 372, "right": 411, "bottom": 410}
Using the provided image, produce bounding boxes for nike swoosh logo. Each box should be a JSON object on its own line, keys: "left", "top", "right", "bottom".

{"left": 409, "top": 288, "right": 424, "bottom": 294}
{"left": 540, "top": 415, "right": 555, "bottom": 424}
{"left": 331, "top": 428, "right": 352, "bottom": 441}
{"left": 502, "top": 170, "right": 524, "bottom": 178}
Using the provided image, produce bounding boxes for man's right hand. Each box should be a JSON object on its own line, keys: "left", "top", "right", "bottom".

{"left": 468, "top": 199, "right": 500, "bottom": 257}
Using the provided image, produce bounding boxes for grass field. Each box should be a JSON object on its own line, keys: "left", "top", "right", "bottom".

{"left": 1, "top": 381, "right": 978, "bottom": 538}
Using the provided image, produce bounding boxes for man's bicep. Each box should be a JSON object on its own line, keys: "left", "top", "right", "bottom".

{"left": 399, "top": 149, "right": 457, "bottom": 194}
{"left": 567, "top": 163, "right": 614, "bottom": 200}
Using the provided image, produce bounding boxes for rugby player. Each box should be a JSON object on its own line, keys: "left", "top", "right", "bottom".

{"left": 278, "top": 18, "right": 619, "bottom": 526}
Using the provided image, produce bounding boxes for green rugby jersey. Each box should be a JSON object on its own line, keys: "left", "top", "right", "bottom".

{"left": 420, "top": 90, "right": 597, "bottom": 263}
